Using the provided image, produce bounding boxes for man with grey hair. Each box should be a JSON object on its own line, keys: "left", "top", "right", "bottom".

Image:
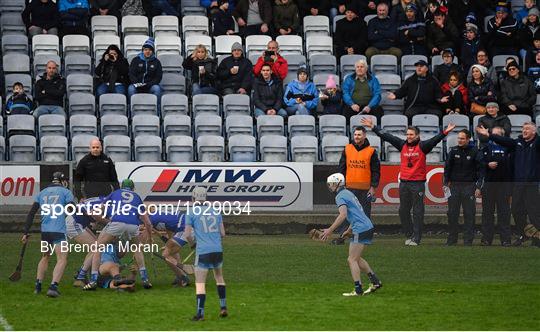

{"left": 341, "top": 59, "right": 383, "bottom": 120}
{"left": 476, "top": 122, "right": 540, "bottom": 247}
{"left": 33, "top": 60, "right": 66, "bottom": 118}
{"left": 74, "top": 138, "right": 119, "bottom": 200}
{"left": 366, "top": 2, "right": 402, "bottom": 61}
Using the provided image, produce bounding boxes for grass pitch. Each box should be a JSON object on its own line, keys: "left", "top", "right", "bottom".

{"left": 0, "top": 233, "right": 538, "bottom": 330}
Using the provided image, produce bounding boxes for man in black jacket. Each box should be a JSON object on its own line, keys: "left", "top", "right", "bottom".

{"left": 33, "top": 61, "right": 66, "bottom": 118}
{"left": 477, "top": 122, "right": 540, "bottom": 247}
{"left": 253, "top": 63, "right": 286, "bottom": 117}
{"left": 444, "top": 129, "right": 484, "bottom": 246}
{"left": 21, "top": 0, "right": 59, "bottom": 37}
{"left": 366, "top": 2, "right": 402, "bottom": 60}
{"left": 387, "top": 60, "right": 448, "bottom": 119}
{"left": 217, "top": 42, "right": 253, "bottom": 95}
{"left": 74, "top": 138, "right": 119, "bottom": 200}
{"left": 480, "top": 126, "right": 512, "bottom": 246}
{"left": 128, "top": 38, "right": 163, "bottom": 107}
{"left": 334, "top": 3, "right": 368, "bottom": 58}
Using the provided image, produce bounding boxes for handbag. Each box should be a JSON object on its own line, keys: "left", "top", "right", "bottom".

{"left": 470, "top": 102, "right": 486, "bottom": 115}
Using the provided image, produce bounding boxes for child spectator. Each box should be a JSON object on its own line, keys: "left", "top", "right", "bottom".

{"left": 5, "top": 82, "right": 33, "bottom": 115}
{"left": 433, "top": 48, "right": 463, "bottom": 84}
{"left": 283, "top": 67, "right": 319, "bottom": 115}
{"left": 441, "top": 71, "right": 468, "bottom": 115}
{"left": 320, "top": 75, "right": 343, "bottom": 115}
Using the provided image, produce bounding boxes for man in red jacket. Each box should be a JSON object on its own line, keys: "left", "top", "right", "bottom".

{"left": 253, "top": 40, "right": 289, "bottom": 81}
{"left": 361, "top": 117, "right": 456, "bottom": 245}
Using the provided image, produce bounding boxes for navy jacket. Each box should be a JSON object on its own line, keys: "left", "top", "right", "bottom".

{"left": 367, "top": 16, "right": 398, "bottom": 50}
{"left": 489, "top": 133, "right": 540, "bottom": 183}
{"left": 129, "top": 53, "right": 163, "bottom": 86}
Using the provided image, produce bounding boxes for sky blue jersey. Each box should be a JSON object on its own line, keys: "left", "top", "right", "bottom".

{"left": 103, "top": 189, "right": 145, "bottom": 225}
{"left": 149, "top": 211, "right": 185, "bottom": 232}
{"left": 186, "top": 207, "right": 223, "bottom": 255}
{"left": 335, "top": 188, "right": 373, "bottom": 234}
{"left": 35, "top": 184, "right": 74, "bottom": 233}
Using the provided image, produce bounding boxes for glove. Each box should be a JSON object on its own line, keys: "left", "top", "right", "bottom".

{"left": 308, "top": 229, "right": 323, "bottom": 240}
{"left": 133, "top": 82, "right": 146, "bottom": 89}
{"left": 524, "top": 224, "right": 540, "bottom": 240}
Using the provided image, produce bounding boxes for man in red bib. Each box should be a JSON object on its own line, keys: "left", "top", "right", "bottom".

{"left": 362, "top": 117, "right": 456, "bottom": 245}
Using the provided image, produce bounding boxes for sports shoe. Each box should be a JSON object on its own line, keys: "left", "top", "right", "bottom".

{"left": 219, "top": 308, "right": 228, "bottom": 318}
{"left": 342, "top": 290, "right": 362, "bottom": 296}
{"left": 405, "top": 239, "right": 411, "bottom": 245}
{"left": 143, "top": 280, "right": 153, "bottom": 289}
{"left": 191, "top": 314, "right": 204, "bottom": 321}
{"left": 82, "top": 281, "right": 97, "bottom": 291}
{"left": 480, "top": 239, "right": 491, "bottom": 246}
{"left": 405, "top": 239, "right": 418, "bottom": 246}
{"left": 46, "top": 287, "right": 60, "bottom": 298}
{"left": 363, "top": 283, "right": 382, "bottom": 295}
{"left": 34, "top": 284, "right": 42, "bottom": 294}
{"left": 513, "top": 236, "right": 528, "bottom": 246}
{"left": 501, "top": 241, "right": 511, "bottom": 247}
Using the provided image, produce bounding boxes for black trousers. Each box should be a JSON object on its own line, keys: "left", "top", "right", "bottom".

{"left": 338, "top": 188, "right": 372, "bottom": 235}
{"left": 399, "top": 181, "right": 425, "bottom": 243}
{"left": 447, "top": 183, "right": 477, "bottom": 244}
{"left": 481, "top": 182, "right": 511, "bottom": 244}
{"left": 511, "top": 183, "right": 540, "bottom": 237}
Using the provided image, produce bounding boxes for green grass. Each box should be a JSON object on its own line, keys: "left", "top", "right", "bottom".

{"left": 0, "top": 233, "right": 538, "bottom": 330}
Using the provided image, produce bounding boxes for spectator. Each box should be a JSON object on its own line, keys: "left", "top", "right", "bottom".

{"left": 320, "top": 75, "right": 343, "bottom": 115}
{"left": 460, "top": 24, "right": 484, "bottom": 74}
{"left": 5, "top": 82, "right": 33, "bottom": 116}
{"left": 387, "top": 60, "right": 447, "bottom": 118}
{"left": 426, "top": 7, "right": 459, "bottom": 56}
{"left": 212, "top": 0, "right": 236, "bottom": 36}
{"left": 361, "top": 116, "right": 456, "bottom": 246}
{"left": 94, "top": 45, "right": 129, "bottom": 97}
{"left": 253, "top": 63, "right": 287, "bottom": 117}
{"left": 120, "top": 0, "right": 146, "bottom": 16}
{"left": 433, "top": 48, "right": 463, "bottom": 84}
{"left": 334, "top": 125, "right": 381, "bottom": 244}
{"left": 515, "top": 0, "right": 537, "bottom": 25}
{"left": 283, "top": 67, "right": 319, "bottom": 115}
{"left": 342, "top": 59, "right": 382, "bottom": 120}
{"left": 21, "top": 0, "right": 59, "bottom": 38}
{"left": 34, "top": 61, "right": 66, "bottom": 118}
{"left": 499, "top": 60, "right": 536, "bottom": 116}
{"left": 334, "top": 3, "right": 368, "bottom": 58}
{"left": 253, "top": 40, "right": 288, "bottom": 81}
{"left": 466, "top": 49, "right": 497, "bottom": 84}
{"left": 58, "top": 0, "right": 90, "bottom": 37}
{"left": 336, "top": 0, "right": 379, "bottom": 18}
{"left": 525, "top": 36, "right": 540, "bottom": 70}
{"left": 476, "top": 122, "right": 540, "bottom": 247}
{"left": 366, "top": 2, "right": 402, "bottom": 61}
{"left": 183, "top": 45, "right": 218, "bottom": 95}
{"left": 519, "top": 8, "right": 540, "bottom": 61}
{"left": 527, "top": 52, "right": 540, "bottom": 92}
{"left": 74, "top": 138, "right": 120, "bottom": 200}
{"left": 128, "top": 38, "right": 163, "bottom": 107}
{"left": 397, "top": 3, "right": 427, "bottom": 56}
{"left": 233, "top": 0, "right": 272, "bottom": 37}
{"left": 441, "top": 71, "right": 468, "bottom": 115}
{"left": 273, "top": 0, "right": 300, "bottom": 35}
{"left": 151, "top": 0, "right": 180, "bottom": 16}
{"left": 424, "top": 0, "right": 440, "bottom": 26}
{"left": 478, "top": 102, "right": 512, "bottom": 143}
{"left": 468, "top": 64, "right": 497, "bottom": 115}
{"left": 297, "top": 0, "right": 331, "bottom": 18}
{"left": 217, "top": 42, "right": 253, "bottom": 95}
{"left": 391, "top": 0, "right": 420, "bottom": 22}
{"left": 90, "top": 0, "right": 121, "bottom": 18}
{"left": 201, "top": 0, "right": 220, "bottom": 15}
{"left": 443, "top": 129, "right": 484, "bottom": 246}
{"left": 486, "top": 3, "right": 518, "bottom": 56}
{"left": 480, "top": 125, "right": 512, "bottom": 246}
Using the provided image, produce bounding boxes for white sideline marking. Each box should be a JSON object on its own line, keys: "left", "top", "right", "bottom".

{"left": 0, "top": 312, "right": 14, "bottom": 331}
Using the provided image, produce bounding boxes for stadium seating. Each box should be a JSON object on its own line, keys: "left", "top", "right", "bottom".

{"left": 152, "top": 15, "right": 180, "bottom": 37}
{"left": 508, "top": 115, "right": 532, "bottom": 139}
{"left": 9, "top": 135, "right": 36, "bottom": 162}
{"left": 245, "top": 35, "right": 272, "bottom": 57}
{"left": 166, "top": 135, "right": 194, "bottom": 162}
{"left": 193, "top": 94, "right": 220, "bottom": 117}
{"left": 70, "top": 114, "right": 98, "bottom": 138}
{"left": 319, "top": 114, "right": 347, "bottom": 139}
{"left": 197, "top": 135, "right": 225, "bottom": 162}
{"left": 350, "top": 114, "right": 377, "bottom": 135}
{"left": 310, "top": 54, "right": 337, "bottom": 76}
{"left": 69, "top": 93, "right": 95, "bottom": 116}
{"left": 101, "top": 115, "right": 129, "bottom": 137}
{"left": 161, "top": 94, "right": 189, "bottom": 117}
{"left": 62, "top": 35, "right": 90, "bottom": 57}
{"left": 163, "top": 114, "right": 192, "bottom": 137}
{"left": 340, "top": 54, "right": 366, "bottom": 78}
{"left": 3, "top": 54, "right": 30, "bottom": 74}
{"left": 195, "top": 114, "right": 222, "bottom": 138}
{"left": 321, "top": 135, "right": 349, "bottom": 162}
{"left": 64, "top": 55, "right": 92, "bottom": 76}
{"left": 160, "top": 73, "right": 186, "bottom": 94}
{"left": 122, "top": 15, "right": 149, "bottom": 36}
{"left": 182, "top": 15, "right": 209, "bottom": 38}
{"left": 225, "top": 115, "right": 254, "bottom": 138}
{"left": 305, "top": 36, "right": 333, "bottom": 58}
{"left": 291, "top": 136, "right": 318, "bottom": 162}
{"left": 259, "top": 135, "right": 288, "bottom": 162}
{"left": 132, "top": 115, "right": 160, "bottom": 138}
{"left": 131, "top": 94, "right": 158, "bottom": 116}
{"left": 370, "top": 54, "right": 398, "bottom": 75}
{"left": 257, "top": 115, "right": 285, "bottom": 138}
{"left": 412, "top": 114, "right": 440, "bottom": 139}
{"left": 2, "top": 34, "right": 28, "bottom": 54}
{"left": 276, "top": 35, "right": 303, "bottom": 55}
{"left": 7, "top": 114, "right": 35, "bottom": 137}
{"left": 381, "top": 114, "right": 408, "bottom": 135}
{"left": 125, "top": 35, "right": 150, "bottom": 60}
{"left": 41, "top": 136, "right": 68, "bottom": 162}
{"left": 134, "top": 135, "right": 162, "bottom": 162}
{"left": 223, "top": 94, "right": 251, "bottom": 117}
{"left": 72, "top": 135, "right": 98, "bottom": 162}
{"left": 91, "top": 15, "right": 118, "bottom": 37}
{"left": 100, "top": 94, "right": 128, "bottom": 117}
{"left": 288, "top": 115, "right": 316, "bottom": 138}
{"left": 158, "top": 54, "right": 184, "bottom": 74}
{"left": 401, "top": 55, "right": 427, "bottom": 79}
{"left": 303, "top": 15, "right": 330, "bottom": 38}
{"left": 39, "top": 115, "right": 66, "bottom": 138}
{"left": 228, "top": 134, "right": 257, "bottom": 162}
{"left": 215, "top": 35, "right": 242, "bottom": 54}
{"left": 104, "top": 135, "right": 132, "bottom": 162}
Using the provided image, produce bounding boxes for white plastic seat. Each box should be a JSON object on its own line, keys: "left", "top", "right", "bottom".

{"left": 160, "top": 73, "right": 186, "bottom": 94}
{"left": 32, "top": 34, "right": 59, "bottom": 57}
{"left": 166, "top": 135, "right": 193, "bottom": 161}
{"left": 291, "top": 136, "right": 318, "bottom": 162}
{"left": 62, "top": 35, "right": 90, "bottom": 56}
{"left": 3, "top": 54, "right": 30, "bottom": 74}
{"left": 0, "top": 13, "right": 26, "bottom": 35}
{"left": 225, "top": 115, "right": 253, "bottom": 138}
{"left": 223, "top": 94, "right": 251, "bottom": 117}
{"left": 41, "top": 136, "right": 68, "bottom": 162}
{"left": 39, "top": 114, "right": 66, "bottom": 137}
{"left": 319, "top": 114, "right": 346, "bottom": 139}
{"left": 104, "top": 135, "right": 131, "bottom": 162}
{"left": 70, "top": 114, "right": 97, "bottom": 138}
{"left": 194, "top": 114, "right": 222, "bottom": 138}
{"left": 161, "top": 94, "right": 189, "bottom": 117}
{"left": 124, "top": 35, "right": 150, "bottom": 59}
{"left": 259, "top": 135, "right": 287, "bottom": 162}
{"left": 131, "top": 93, "right": 158, "bottom": 116}
{"left": 322, "top": 135, "right": 349, "bottom": 162}
{"left": 370, "top": 54, "right": 398, "bottom": 75}
{"left": 182, "top": 15, "right": 209, "bottom": 38}
{"left": 492, "top": 55, "right": 519, "bottom": 73}
{"left": 306, "top": 36, "right": 333, "bottom": 58}
{"left": 155, "top": 36, "right": 182, "bottom": 56}
{"left": 99, "top": 93, "right": 127, "bottom": 116}
{"left": 71, "top": 135, "right": 98, "bottom": 162}
{"left": 377, "top": 73, "right": 401, "bottom": 92}
{"left": 91, "top": 15, "right": 118, "bottom": 37}
{"left": 134, "top": 135, "right": 162, "bottom": 161}
{"left": 101, "top": 114, "right": 129, "bottom": 137}
{"left": 4, "top": 74, "right": 31, "bottom": 95}
{"left": 153, "top": 15, "right": 179, "bottom": 37}
{"left": 69, "top": 93, "right": 95, "bottom": 115}
{"left": 7, "top": 114, "right": 35, "bottom": 137}
{"left": 276, "top": 35, "right": 303, "bottom": 55}
{"left": 93, "top": 35, "right": 121, "bottom": 59}
{"left": 215, "top": 35, "right": 242, "bottom": 54}
{"left": 184, "top": 35, "right": 212, "bottom": 56}
{"left": 303, "top": 15, "right": 330, "bottom": 38}
{"left": 340, "top": 55, "right": 366, "bottom": 78}
{"left": 228, "top": 134, "right": 256, "bottom": 162}
{"left": 197, "top": 135, "right": 224, "bottom": 162}
{"left": 257, "top": 115, "right": 285, "bottom": 138}
{"left": 158, "top": 54, "right": 184, "bottom": 74}
{"left": 245, "top": 35, "right": 271, "bottom": 57}
{"left": 64, "top": 54, "right": 92, "bottom": 76}
{"left": 66, "top": 74, "right": 93, "bottom": 96}
{"left": 310, "top": 54, "right": 337, "bottom": 76}
{"left": 131, "top": 115, "right": 160, "bottom": 138}
{"left": 381, "top": 114, "right": 408, "bottom": 135}
{"left": 2, "top": 34, "right": 29, "bottom": 54}
{"left": 350, "top": 114, "right": 377, "bottom": 135}
{"left": 508, "top": 114, "right": 532, "bottom": 139}
{"left": 283, "top": 54, "right": 307, "bottom": 74}
{"left": 9, "top": 135, "right": 36, "bottom": 162}
{"left": 401, "top": 55, "right": 427, "bottom": 80}
{"left": 163, "top": 114, "right": 191, "bottom": 137}
{"left": 122, "top": 15, "right": 149, "bottom": 36}
{"left": 33, "top": 54, "right": 61, "bottom": 78}
{"left": 288, "top": 115, "right": 316, "bottom": 138}
{"left": 412, "top": 114, "right": 440, "bottom": 138}
{"left": 192, "top": 94, "right": 220, "bottom": 117}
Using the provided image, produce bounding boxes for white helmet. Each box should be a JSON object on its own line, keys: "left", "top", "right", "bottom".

{"left": 192, "top": 186, "right": 207, "bottom": 201}
{"left": 327, "top": 173, "right": 345, "bottom": 188}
